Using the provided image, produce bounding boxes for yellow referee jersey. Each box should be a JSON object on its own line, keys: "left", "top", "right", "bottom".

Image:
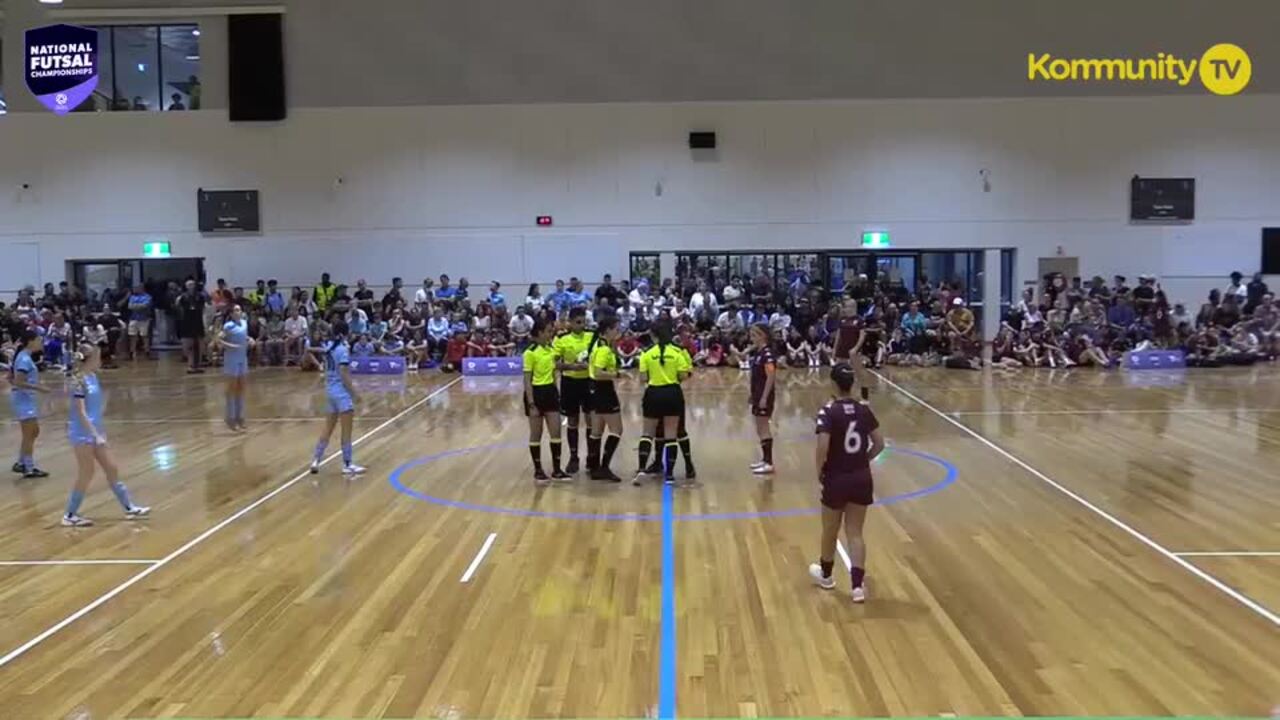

{"left": 639, "top": 343, "right": 686, "bottom": 386}
{"left": 554, "top": 331, "right": 593, "bottom": 380}
{"left": 523, "top": 343, "right": 558, "bottom": 386}
{"left": 589, "top": 343, "right": 618, "bottom": 381}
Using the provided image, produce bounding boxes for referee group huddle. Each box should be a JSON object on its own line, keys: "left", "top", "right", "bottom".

{"left": 522, "top": 309, "right": 695, "bottom": 486}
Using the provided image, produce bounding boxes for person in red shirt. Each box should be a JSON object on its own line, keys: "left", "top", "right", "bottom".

{"left": 809, "top": 363, "right": 885, "bottom": 604}
{"left": 616, "top": 331, "right": 641, "bottom": 368}
{"left": 466, "top": 332, "right": 489, "bottom": 358}
{"left": 442, "top": 332, "right": 469, "bottom": 372}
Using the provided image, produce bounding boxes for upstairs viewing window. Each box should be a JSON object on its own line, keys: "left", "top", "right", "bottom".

{"left": 72, "top": 24, "right": 201, "bottom": 113}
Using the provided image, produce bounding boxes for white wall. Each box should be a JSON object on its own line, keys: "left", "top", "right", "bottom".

{"left": 2, "top": 94, "right": 1279, "bottom": 305}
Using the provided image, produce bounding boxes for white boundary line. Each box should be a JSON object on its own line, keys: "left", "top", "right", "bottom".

{"left": 869, "top": 369, "right": 1280, "bottom": 628}
{"left": 949, "top": 408, "right": 1276, "bottom": 417}
{"left": 0, "top": 559, "right": 160, "bottom": 567}
{"left": 1174, "top": 551, "right": 1280, "bottom": 557}
{"left": 0, "top": 376, "right": 463, "bottom": 668}
{"left": 459, "top": 533, "right": 498, "bottom": 583}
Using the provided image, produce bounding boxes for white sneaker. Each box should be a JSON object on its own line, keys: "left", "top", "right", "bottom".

{"left": 124, "top": 505, "right": 151, "bottom": 519}
{"left": 751, "top": 463, "right": 775, "bottom": 475}
{"left": 310, "top": 459, "right": 321, "bottom": 474}
{"left": 851, "top": 586, "right": 867, "bottom": 604}
{"left": 749, "top": 460, "right": 767, "bottom": 470}
{"left": 808, "top": 563, "right": 835, "bottom": 590}
{"left": 342, "top": 464, "right": 367, "bottom": 475}
{"left": 62, "top": 514, "right": 94, "bottom": 527}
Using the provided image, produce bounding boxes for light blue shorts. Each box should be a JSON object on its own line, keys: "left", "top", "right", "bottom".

{"left": 224, "top": 356, "right": 249, "bottom": 377}
{"left": 69, "top": 427, "right": 105, "bottom": 446}
{"left": 9, "top": 393, "right": 38, "bottom": 422}
{"left": 327, "top": 390, "right": 354, "bottom": 414}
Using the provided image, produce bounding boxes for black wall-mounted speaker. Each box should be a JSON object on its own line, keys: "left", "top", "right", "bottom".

{"left": 688, "top": 131, "right": 717, "bottom": 149}
{"left": 228, "top": 14, "right": 286, "bottom": 122}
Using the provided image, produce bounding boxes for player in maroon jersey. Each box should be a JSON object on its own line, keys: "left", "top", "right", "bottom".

{"left": 747, "top": 324, "right": 778, "bottom": 475}
{"left": 809, "top": 363, "right": 885, "bottom": 603}
{"left": 831, "top": 298, "right": 870, "bottom": 402}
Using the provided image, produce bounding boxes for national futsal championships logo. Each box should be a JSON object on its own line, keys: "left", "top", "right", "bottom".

{"left": 1027, "top": 43, "right": 1251, "bottom": 96}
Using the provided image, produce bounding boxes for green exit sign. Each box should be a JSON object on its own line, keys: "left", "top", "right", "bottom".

{"left": 861, "top": 231, "right": 890, "bottom": 249}
{"left": 143, "top": 242, "right": 171, "bottom": 258}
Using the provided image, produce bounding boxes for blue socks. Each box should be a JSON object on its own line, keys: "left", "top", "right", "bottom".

{"left": 110, "top": 482, "right": 134, "bottom": 511}
{"left": 314, "top": 440, "right": 328, "bottom": 462}
{"left": 341, "top": 442, "right": 353, "bottom": 466}
{"left": 65, "top": 490, "right": 85, "bottom": 517}
{"left": 21, "top": 455, "right": 33, "bottom": 472}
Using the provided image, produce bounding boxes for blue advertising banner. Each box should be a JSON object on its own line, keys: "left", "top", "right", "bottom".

{"left": 25, "top": 24, "right": 99, "bottom": 115}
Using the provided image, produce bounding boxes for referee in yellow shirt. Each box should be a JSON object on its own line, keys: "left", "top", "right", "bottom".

{"left": 524, "top": 320, "right": 566, "bottom": 484}
{"left": 553, "top": 307, "right": 593, "bottom": 474}
{"left": 635, "top": 319, "right": 691, "bottom": 485}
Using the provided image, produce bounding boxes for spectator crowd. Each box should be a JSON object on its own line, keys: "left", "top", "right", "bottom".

{"left": 1, "top": 267, "right": 1275, "bottom": 375}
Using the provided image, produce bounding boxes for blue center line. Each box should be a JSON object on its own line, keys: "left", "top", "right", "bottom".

{"left": 659, "top": 481, "right": 677, "bottom": 720}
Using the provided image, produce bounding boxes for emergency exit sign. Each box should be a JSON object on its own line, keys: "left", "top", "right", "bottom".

{"left": 143, "top": 241, "right": 171, "bottom": 258}
{"left": 861, "top": 231, "right": 890, "bottom": 249}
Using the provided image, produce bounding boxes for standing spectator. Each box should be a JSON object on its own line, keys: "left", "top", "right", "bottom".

{"left": 211, "top": 278, "right": 233, "bottom": 317}
{"left": 1246, "top": 272, "right": 1269, "bottom": 315}
{"left": 176, "top": 280, "right": 208, "bottom": 373}
{"left": 567, "top": 278, "right": 590, "bottom": 308}
{"left": 414, "top": 278, "right": 435, "bottom": 314}
{"left": 548, "top": 280, "right": 571, "bottom": 316}
{"left": 265, "top": 280, "right": 286, "bottom": 316}
{"left": 435, "top": 274, "right": 457, "bottom": 304}
{"left": 98, "top": 304, "right": 124, "bottom": 369}
{"left": 1225, "top": 271, "right": 1248, "bottom": 302}
{"left": 247, "top": 279, "right": 268, "bottom": 309}
{"left": 382, "top": 277, "right": 405, "bottom": 315}
{"left": 456, "top": 278, "right": 472, "bottom": 304}
{"left": 1132, "top": 275, "right": 1157, "bottom": 316}
{"left": 353, "top": 279, "right": 376, "bottom": 317}
{"left": 313, "top": 272, "right": 337, "bottom": 315}
{"left": 488, "top": 281, "right": 507, "bottom": 308}
{"left": 524, "top": 284, "right": 544, "bottom": 309}
{"left": 126, "top": 283, "right": 153, "bottom": 360}
{"left": 722, "top": 277, "right": 744, "bottom": 305}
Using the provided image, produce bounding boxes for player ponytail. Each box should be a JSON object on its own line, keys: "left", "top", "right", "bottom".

{"left": 588, "top": 317, "right": 619, "bottom": 355}
{"left": 653, "top": 318, "right": 674, "bottom": 365}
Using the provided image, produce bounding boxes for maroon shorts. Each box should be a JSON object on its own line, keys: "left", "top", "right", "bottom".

{"left": 821, "top": 473, "right": 874, "bottom": 509}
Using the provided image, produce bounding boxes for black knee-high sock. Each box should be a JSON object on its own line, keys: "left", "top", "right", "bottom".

{"left": 761, "top": 437, "right": 774, "bottom": 464}
{"left": 567, "top": 426, "right": 579, "bottom": 459}
{"left": 529, "top": 441, "right": 543, "bottom": 472}
{"left": 586, "top": 433, "right": 601, "bottom": 470}
{"left": 678, "top": 434, "right": 694, "bottom": 472}
{"left": 549, "top": 438, "right": 563, "bottom": 472}
{"left": 662, "top": 440, "right": 678, "bottom": 478}
{"left": 820, "top": 559, "right": 834, "bottom": 579}
{"left": 638, "top": 436, "right": 653, "bottom": 470}
{"left": 602, "top": 434, "right": 620, "bottom": 470}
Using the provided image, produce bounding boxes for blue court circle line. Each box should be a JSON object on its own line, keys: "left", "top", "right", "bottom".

{"left": 387, "top": 441, "right": 958, "bottom": 521}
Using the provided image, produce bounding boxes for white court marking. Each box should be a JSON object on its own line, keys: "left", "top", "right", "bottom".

{"left": 0, "top": 376, "right": 463, "bottom": 669}
{"left": 459, "top": 533, "right": 498, "bottom": 583}
{"left": 0, "top": 559, "right": 160, "bottom": 567}
{"left": 1174, "top": 551, "right": 1280, "bottom": 557}
{"left": 870, "top": 369, "right": 1280, "bottom": 628}
{"left": 949, "top": 408, "right": 1276, "bottom": 416}
{"left": 836, "top": 539, "right": 853, "bottom": 571}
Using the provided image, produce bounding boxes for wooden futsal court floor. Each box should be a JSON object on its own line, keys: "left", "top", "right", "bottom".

{"left": 0, "top": 359, "right": 1277, "bottom": 719}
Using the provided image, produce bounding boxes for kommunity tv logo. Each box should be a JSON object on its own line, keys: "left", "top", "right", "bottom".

{"left": 1027, "top": 43, "right": 1251, "bottom": 95}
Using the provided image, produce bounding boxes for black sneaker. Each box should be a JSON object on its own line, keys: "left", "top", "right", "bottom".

{"left": 590, "top": 467, "right": 613, "bottom": 481}
{"left": 23, "top": 468, "right": 49, "bottom": 479}
{"left": 534, "top": 468, "right": 549, "bottom": 481}
{"left": 605, "top": 469, "right": 622, "bottom": 483}
{"left": 11, "top": 462, "right": 23, "bottom": 474}
{"left": 685, "top": 466, "right": 697, "bottom": 481}
{"left": 565, "top": 457, "right": 580, "bottom": 475}
{"left": 551, "top": 469, "right": 569, "bottom": 480}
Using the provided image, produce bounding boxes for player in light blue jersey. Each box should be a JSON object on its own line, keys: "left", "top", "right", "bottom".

{"left": 309, "top": 321, "right": 365, "bottom": 475}
{"left": 61, "top": 343, "right": 150, "bottom": 527}
{"left": 9, "top": 330, "right": 51, "bottom": 478}
{"left": 218, "top": 305, "right": 253, "bottom": 432}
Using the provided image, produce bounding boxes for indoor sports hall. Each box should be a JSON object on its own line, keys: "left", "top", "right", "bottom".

{"left": 0, "top": 2, "right": 1277, "bottom": 719}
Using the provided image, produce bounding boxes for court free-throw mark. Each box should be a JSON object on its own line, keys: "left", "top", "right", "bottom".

{"left": 459, "top": 533, "right": 497, "bottom": 583}
{"left": 0, "top": 376, "right": 464, "bottom": 669}
{"left": 871, "top": 369, "right": 1280, "bottom": 629}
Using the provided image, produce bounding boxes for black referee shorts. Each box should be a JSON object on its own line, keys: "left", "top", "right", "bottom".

{"left": 560, "top": 376, "right": 592, "bottom": 417}
{"left": 642, "top": 384, "right": 685, "bottom": 419}
{"left": 590, "top": 381, "right": 621, "bottom": 414}
{"left": 524, "top": 384, "right": 561, "bottom": 417}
